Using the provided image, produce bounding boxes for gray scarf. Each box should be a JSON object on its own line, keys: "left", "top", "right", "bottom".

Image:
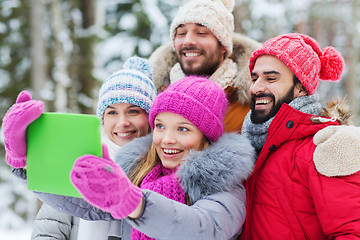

{"left": 241, "top": 94, "right": 322, "bottom": 154}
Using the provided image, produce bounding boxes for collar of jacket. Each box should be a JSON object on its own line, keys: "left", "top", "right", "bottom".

{"left": 148, "top": 32, "right": 262, "bottom": 105}
{"left": 115, "top": 133, "right": 255, "bottom": 204}
{"left": 251, "top": 103, "right": 340, "bottom": 178}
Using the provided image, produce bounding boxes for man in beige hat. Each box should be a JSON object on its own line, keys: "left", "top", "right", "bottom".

{"left": 149, "top": 0, "right": 261, "bottom": 133}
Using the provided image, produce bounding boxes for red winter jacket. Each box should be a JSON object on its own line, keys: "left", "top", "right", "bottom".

{"left": 240, "top": 104, "right": 360, "bottom": 240}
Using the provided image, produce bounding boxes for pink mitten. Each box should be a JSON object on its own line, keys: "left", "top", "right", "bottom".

{"left": 70, "top": 148, "right": 143, "bottom": 219}
{"left": 2, "top": 91, "right": 44, "bottom": 168}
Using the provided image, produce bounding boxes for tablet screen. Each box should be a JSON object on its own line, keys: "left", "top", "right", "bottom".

{"left": 26, "top": 113, "right": 102, "bottom": 198}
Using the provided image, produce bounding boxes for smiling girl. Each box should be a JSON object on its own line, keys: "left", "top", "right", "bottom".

{"left": 65, "top": 76, "right": 256, "bottom": 240}
{"left": 5, "top": 76, "right": 255, "bottom": 240}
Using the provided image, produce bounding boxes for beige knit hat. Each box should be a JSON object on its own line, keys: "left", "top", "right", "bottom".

{"left": 170, "top": 0, "right": 235, "bottom": 57}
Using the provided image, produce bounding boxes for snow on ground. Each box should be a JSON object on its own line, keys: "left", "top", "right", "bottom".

{"left": 0, "top": 226, "right": 32, "bottom": 240}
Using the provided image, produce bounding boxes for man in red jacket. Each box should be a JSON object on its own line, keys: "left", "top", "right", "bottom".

{"left": 239, "top": 33, "right": 360, "bottom": 239}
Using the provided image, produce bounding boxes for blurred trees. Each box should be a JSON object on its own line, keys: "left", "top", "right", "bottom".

{"left": 235, "top": 0, "right": 359, "bottom": 122}
{"left": 0, "top": 0, "right": 35, "bottom": 227}
{"left": 0, "top": 0, "right": 179, "bottom": 226}
{"left": 0, "top": 0, "right": 359, "bottom": 226}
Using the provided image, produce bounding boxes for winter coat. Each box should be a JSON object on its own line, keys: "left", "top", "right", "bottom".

{"left": 239, "top": 101, "right": 360, "bottom": 240}
{"left": 15, "top": 133, "right": 255, "bottom": 240}
{"left": 148, "top": 33, "right": 261, "bottom": 133}
{"left": 31, "top": 204, "right": 79, "bottom": 240}
{"left": 31, "top": 204, "right": 112, "bottom": 240}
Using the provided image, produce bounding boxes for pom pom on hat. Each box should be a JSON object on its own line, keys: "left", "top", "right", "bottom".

{"left": 170, "top": 0, "right": 235, "bottom": 57}
{"left": 96, "top": 56, "right": 157, "bottom": 122}
{"left": 249, "top": 33, "right": 345, "bottom": 95}
{"left": 319, "top": 46, "right": 344, "bottom": 81}
{"left": 149, "top": 76, "right": 228, "bottom": 142}
{"left": 221, "top": 0, "right": 235, "bottom": 12}
{"left": 123, "top": 56, "right": 153, "bottom": 80}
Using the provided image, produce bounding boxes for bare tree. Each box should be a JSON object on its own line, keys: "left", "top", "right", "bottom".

{"left": 70, "top": 0, "right": 102, "bottom": 114}
{"left": 50, "top": 0, "right": 72, "bottom": 113}
{"left": 30, "top": 0, "right": 47, "bottom": 103}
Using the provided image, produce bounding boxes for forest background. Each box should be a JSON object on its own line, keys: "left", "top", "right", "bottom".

{"left": 0, "top": 0, "right": 359, "bottom": 232}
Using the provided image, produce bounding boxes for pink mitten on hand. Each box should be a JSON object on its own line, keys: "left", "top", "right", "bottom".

{"left": 2, "top": 91, "right": 44, "bottom": 168}
{"left": 70, "top": 150, "right": 143, "bottom": 219}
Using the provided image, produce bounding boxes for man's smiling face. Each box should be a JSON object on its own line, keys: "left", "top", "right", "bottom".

{"left": 249, "top": 55, "right": 306, "bottom": 124}
{"left": 174, "top": 23, "right": 226, "bottom": 76}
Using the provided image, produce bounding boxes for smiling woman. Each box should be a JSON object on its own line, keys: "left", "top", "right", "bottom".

{"left": 95, "top": 56, "right": 157, "bottom": 157}
{"left": 103, "top": 103, "right": 149, "bottom": 147}
{"left": 30, "top": 56, "right": 158, "bottom": 240}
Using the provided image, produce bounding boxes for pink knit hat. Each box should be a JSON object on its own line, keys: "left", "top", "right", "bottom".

{"left": 249, "top": 33, "right": 345, "bottom": 95}
{"left": 149, "top": 76, "right": 228, "bottom": 142}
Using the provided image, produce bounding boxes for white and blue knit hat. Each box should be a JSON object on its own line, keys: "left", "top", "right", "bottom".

{"left": 96, "top": 56, "right": 157, "bottom": 122}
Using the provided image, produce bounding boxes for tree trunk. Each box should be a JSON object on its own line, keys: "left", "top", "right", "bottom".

{"left": 30, "top": 0, "right": 46, "bottom": 104}
{"left": 50, "top": 0, "right": 71, "bottom": 112}
{"left": 76, "top": 0, "right": 101, "bottom": 114}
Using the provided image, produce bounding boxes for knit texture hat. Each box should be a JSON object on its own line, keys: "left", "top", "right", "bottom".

{"left": 149, "top": 76, "right": 228, "bottom": 142}
{"left": 170, "top": 0, "right": 235, "bottom": 57}
{"left": 96, "top": 56, "right": 157, "bottom": 122}
{"left": 249, "top": 33, "right": 345, "bottom": 95}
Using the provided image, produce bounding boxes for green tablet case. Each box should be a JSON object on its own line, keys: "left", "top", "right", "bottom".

{"left": 26, "top": 112, "right": 102, "bottom": 198}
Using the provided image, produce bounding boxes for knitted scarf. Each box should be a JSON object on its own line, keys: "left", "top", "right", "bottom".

{"left": 131, "top": 163, "right": 186, "bottom": 240}
{"left": 242, "top": 94, "right": 322, "bottom": 154}
{"left": 169, "top": 58, "right": 238, "bottom": 90}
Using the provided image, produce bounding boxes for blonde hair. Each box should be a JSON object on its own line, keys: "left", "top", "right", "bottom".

{"left": 129, "top": 144, "right": 159, "bottom": 186}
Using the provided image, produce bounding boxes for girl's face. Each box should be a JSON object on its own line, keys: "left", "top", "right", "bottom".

{"left": 153, "top": 112, "right": 206, "bottom": 169}
{"left": 103, "top": 103, "right": 149, "bottom": 147}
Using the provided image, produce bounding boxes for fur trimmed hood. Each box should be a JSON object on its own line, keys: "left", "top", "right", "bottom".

{"left": 148, "top": 32, "right": 261, "bottom": 105}
{"left": 314, "top": 98, "right": 360, "bottom": 177}
{"left": 115, "top": 133, "right": 255, "bottom": 203}
{"left": 319, "top": 98, "right": 352, "bottom": 125}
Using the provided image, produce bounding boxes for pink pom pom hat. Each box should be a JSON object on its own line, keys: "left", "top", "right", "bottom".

{"left": 249, "top": 33, "right": 345, "bottom": 95}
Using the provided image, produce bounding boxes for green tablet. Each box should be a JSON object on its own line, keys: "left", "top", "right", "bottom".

{"left": 26, "top": 112, "right": 102, "bottom": 198}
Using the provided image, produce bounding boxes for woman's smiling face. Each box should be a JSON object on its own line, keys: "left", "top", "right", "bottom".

{"left": 103, "top": 103, "right": 149, "bottom": 146}
{"left": 152, "top": 112, "right": 206, "bottom": 169}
